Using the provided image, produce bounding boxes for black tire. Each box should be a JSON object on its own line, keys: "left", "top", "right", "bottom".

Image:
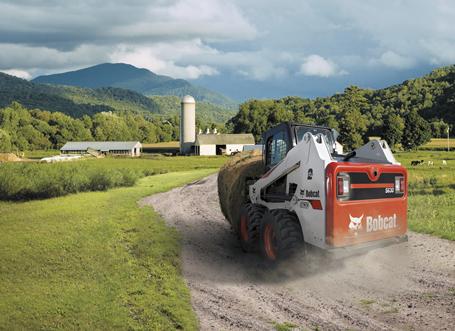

{"left": 259, "top": 209, "right": 304, "bottom": 261}
{"left": 238, "top": 203, "right": 266, "bottom": 252}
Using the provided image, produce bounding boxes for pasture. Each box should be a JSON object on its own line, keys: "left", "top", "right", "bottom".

{"left": 0, "top": 163, "right": 222, "bottom": 330}
{"left": 0, "top": 156, "right": 226, "bottom": 200}
{"left": 396, "top": 151, "right": 455, "bottom": 240}
{"left": 420, "top": 138, "right": 452, "bottom": 151}
{"left": 0, "top": 150, "right": 453, "bottom": 330}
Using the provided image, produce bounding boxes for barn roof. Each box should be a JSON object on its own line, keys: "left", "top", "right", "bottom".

{"left": 195, "top": 134, "right": 255, "bottom": 145}
{"left": 61, "top": 141, "right": 141, "bottom": 151}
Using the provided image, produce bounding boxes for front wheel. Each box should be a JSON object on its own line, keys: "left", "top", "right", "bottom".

{"left": 259, "top": 209, "right": 304, "bottom": 261}
{"left": 238, "top": 203, "right": 265, "bottom": 252}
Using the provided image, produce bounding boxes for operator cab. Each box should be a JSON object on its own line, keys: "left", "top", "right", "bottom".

{"left": 262, "top": 122, "right": 337, "bottom": 170}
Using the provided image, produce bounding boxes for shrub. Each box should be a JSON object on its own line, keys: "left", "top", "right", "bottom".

{"left": 0, "top": 161, "right": 144, "bottom": 200}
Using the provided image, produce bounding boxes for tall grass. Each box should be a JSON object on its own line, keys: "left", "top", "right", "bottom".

{"left": 0, "top": 162, "right": 155, "bottom": 200}
{"left": 0, "top": 156, "right": 227, "bottom": 201}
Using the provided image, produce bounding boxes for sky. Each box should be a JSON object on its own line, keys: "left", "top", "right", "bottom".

{"left": 1, "top": 0, "right": 455, "bottom": 101}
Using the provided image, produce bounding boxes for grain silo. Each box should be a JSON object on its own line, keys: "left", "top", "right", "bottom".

{"left": 180, "top": 95, "right": 196, "bottom": 154}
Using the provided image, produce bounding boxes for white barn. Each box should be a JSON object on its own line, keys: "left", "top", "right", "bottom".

{"left": 60, "top": 141, "right": 142, "bottom": 157}
{"left": 195, "top": 134, "right": 255, "bottom": 156}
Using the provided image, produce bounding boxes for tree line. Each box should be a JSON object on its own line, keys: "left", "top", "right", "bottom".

{"left": 0, "top": 102, "right": 182, "bottom": 152}
{"left": 229, "top": 65, "right": 455, "bottom": 150}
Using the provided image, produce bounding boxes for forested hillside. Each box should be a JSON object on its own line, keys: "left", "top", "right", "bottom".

{"left": 0, "top": 102, "right": 180, "bottom": 151}
{"left": 33, "top": 63, "right": 237, "bottom": 107}
{"left": 0, "top": 72, "right": 236, "bottom": 123}
{"left": 229, "top": 65, "right": 454, "bottom": 150}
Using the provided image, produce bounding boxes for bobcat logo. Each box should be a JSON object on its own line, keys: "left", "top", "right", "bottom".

{"left": 349, "top": 214, "right": 363, "bottom": 231}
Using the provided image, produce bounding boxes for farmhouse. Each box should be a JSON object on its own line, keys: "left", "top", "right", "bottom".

{"left": 60, "top": 141, "right": 142, "bottom": 157}
{"left": 195, "top": 133, "right": 255, "bottom": 156}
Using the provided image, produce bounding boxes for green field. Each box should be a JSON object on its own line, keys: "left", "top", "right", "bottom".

{"left": 420, "top": 138, "right": 453, "bottom": 150}
{"left": 0, "top": 156, "right": 226, "bottom": 200}
{"left": 142, "top": 141, "right": 180, "bottom": 148}
{"left": 0, "top": 151, "right": 454, "bottom": 330}
{"left": 0, "top": 166, "right": 222, "bottom": 330}
{"left": 396, "top": 151, "right": 455, "bottom": 240}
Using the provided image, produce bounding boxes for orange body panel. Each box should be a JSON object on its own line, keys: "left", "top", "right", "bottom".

{"left": 326, "top": 162, "right": 407, "bottom": 247}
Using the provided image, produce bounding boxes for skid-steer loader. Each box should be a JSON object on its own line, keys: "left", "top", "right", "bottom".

{"left": 238, "top": 122, "right": 407, "bottom": 261}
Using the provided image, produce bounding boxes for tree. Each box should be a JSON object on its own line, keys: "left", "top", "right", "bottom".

{"left": 0, "top": 129, "right": 12, "bottom": 152}
{"left": 383, "top": 114, "right": 405, "bottom": 148}
{"left": 430, "top": 120, "right": 449, "bottom": 138}
{"left": 338, "top": 108, "right": 368, "bottom": 150}
{"left": 401, "top": 110, "right": 431, "bottom": 150}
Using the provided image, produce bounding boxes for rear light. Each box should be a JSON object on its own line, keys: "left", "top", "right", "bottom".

{"left": 309, "top": 199, "right": 323, "bottom": 210}
{"left": 337, "top": 174, "right": 350, "bottom": 199}
{"left": 395, "top": 176, "right": 405, "bottom": 193}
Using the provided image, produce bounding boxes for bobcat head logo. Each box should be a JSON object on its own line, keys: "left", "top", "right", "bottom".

{"left": 349, "top": 214, "right": 363, "bottom": 231}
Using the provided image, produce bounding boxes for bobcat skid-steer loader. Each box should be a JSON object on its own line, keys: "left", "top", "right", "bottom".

{"left": 240, "top": 123, "right": 408, "bottom": 261}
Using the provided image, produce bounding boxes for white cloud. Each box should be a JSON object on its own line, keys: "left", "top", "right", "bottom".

{"left": 0, "top": 43, "right": 110, "bottom": 71}
{"left": 0, "top": 69, "right": 31, "bottom": 80}
{"left": 378, "top": 51, "right": 416, "bottom": 69}
{"left": 420, "top": 39, "right": 455, "bottom": 65}
{"left": 299, "top": 55, "right": 346, "bottom": 77}
{"left": 111, "top": 42, "right": 219, "bottom": 79}
{"left": 2, "top": 0, "right": 455, "bottom": 98}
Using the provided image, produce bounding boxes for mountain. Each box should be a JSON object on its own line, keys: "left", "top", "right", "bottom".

{"left": 33, "top": 63, "right": 237, "bottom": 107}
{"left": 0, "top": 72, "right": 236, "bottom": 123}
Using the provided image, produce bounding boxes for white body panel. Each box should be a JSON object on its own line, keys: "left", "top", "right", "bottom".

{"left": 355, "top": 140, "right": 400, "bottom": 165}
{"left": 249, "top": 133, "right": 334, "bottom": 248}
{"left": 249, "top": 134, "right": 399, "bottom": 249}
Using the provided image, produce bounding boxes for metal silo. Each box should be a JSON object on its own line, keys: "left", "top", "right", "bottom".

{"left": 180, "top": 95, "right": 196, "bottom": 154}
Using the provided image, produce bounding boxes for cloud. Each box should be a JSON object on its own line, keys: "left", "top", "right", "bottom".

{"left": 378, "top": 51, "right": 416, "bottom": 69}
{"left": 0, "top": 0, "right": 256, "bottom": 47}
{"left": 0, "top": 69, "right": 31, "bottom": 80}
{"left": 111, "top": 43, "right": 219, "bottom": 79}
{"left": 0, "top": 0, "right": 256, "bottom": 79}
{"left": 0, "top": 44, "right": 109, "bottom": 71}
{"left": 1, "top": 0, "right": 455, "bottom": 99}
{"left": 299, "top": 55, "right": 346, "bottom": 77}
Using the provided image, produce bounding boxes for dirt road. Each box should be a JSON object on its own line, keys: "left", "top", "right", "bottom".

{"left": 140, "top": 174, "right": 455, "bottom": 331}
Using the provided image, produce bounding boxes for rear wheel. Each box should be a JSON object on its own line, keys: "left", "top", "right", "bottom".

{"left": 260, "top": 209, "right": 304, "bottom": 261}
{"left": 238, "top": 203, "right": 266, "bottom": 252}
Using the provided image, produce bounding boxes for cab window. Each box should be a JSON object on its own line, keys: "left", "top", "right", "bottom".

{"left": 266, "top": 130, "right": 288, "bottom": 167}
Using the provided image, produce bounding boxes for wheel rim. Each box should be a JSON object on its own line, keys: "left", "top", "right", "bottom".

{"left": 240, "top": 214, "right": 249, "bottom": 242}
{"left": 264, "top": 223, "right": 277, "bottom": 260}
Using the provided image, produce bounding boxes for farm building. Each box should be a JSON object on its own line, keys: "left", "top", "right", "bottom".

{"left": 195, "top": 133, "right": 255, "bottom": 156}
{"left": 60, "top": 141, "right": 142, "bottom": 157}
{"left": 179, "top": 95, "right": 256, "bottom": 155}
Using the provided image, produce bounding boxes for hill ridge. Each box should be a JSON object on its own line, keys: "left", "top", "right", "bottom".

{"left": 32, "top": 63, "right": 236, "bottom": 107}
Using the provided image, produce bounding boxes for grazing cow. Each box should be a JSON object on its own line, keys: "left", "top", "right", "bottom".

{"left": 411, "top": 160, "right": 424, "bottom": 166}
{"left": 428, "top": 160, "right": 434, "bottom": 166}
{"left": 442, "top": 160, "right": 447, "bottom": 166}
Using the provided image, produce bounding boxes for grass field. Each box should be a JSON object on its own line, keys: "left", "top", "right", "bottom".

{"left": 0, "top": 150, "right": 453, "bottom": 330}
{"left": 23, "top": 150, "right": 61, "bottom": 159}
{"left": 396, "top": 151, "right": 455, "bottom": 240}
{"left": 0, "top": 156, "right": 226, "bottom": 200}
{"left": 142, "top": 141, "right": 180, "bottom": 148}
{"left": 420, "top": 138, "right": 453, "bottom": 150}
{"left": 0, "top": 168, "right": 221, "bottom": 330}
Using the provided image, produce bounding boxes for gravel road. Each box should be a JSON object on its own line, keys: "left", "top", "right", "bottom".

{"left": 140, "top": 174, "right": 455, "bottom": 331}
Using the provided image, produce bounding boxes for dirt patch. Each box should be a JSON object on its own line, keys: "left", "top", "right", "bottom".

{"left": 140, "top": 174, "right": 455, "bottom": 331}
{"left": 0, "top": 153, "right": 23, "bottom": 162}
